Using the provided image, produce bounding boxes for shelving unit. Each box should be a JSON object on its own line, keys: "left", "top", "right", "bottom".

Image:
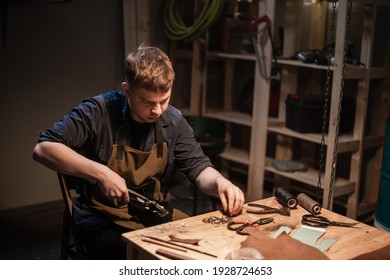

{"left": 170, "top": 0, "right": 390, "bottom": 219}
{"left": 259, "top": 1, "right": 390, "bottom": 218}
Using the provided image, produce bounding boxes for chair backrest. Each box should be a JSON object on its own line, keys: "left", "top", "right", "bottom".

{"left": 58, "top": 173, "right": 75, "bottom": 216}
{"left": 57, "top": 173, "right": 86, "bottom": 259}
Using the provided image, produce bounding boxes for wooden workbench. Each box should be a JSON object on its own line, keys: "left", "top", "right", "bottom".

{"left": 121, "top": 197, "right": 390, "bottom": 260}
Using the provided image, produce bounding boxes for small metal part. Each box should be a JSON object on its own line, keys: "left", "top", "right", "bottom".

{"left": 202, "top": 216, "right": 232, "bottom": 225}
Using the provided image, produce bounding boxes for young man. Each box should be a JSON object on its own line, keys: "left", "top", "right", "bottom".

{"left": 33, "top": 44, "right": 245, "bottom": 259}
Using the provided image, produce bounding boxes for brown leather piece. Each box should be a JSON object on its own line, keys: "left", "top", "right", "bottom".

{"left": 241, "top": 228, "right": 329, "bottom": 260}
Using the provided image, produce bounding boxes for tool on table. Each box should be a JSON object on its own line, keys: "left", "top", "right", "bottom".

{"left": 142, "top": 235, "right": 218, "bottom": 258}
{"left": 297, "top": 193, "right": 321, "bottom": 215}
{"left": 227, "top": 217, "right": 274, "bottom": 235}
{"left": 301, "top": 214, "right": 358, "bottom": 228}
{"left": 246, "top": 203, "right": 290, "bottom": 216}
{"left": 274, "top": 187, "right": 298, "bottom": 208}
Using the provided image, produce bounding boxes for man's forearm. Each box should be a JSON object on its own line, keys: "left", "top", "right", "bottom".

{"left": 32, "top": 141, "right": 111, "bottom": 183}
{"left": 195, "top": 166, "right": 224, "bottom": 197}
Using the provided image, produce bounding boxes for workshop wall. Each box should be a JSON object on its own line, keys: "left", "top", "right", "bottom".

{"left": 0, "top": 0, "right": 125, "bottom": 210}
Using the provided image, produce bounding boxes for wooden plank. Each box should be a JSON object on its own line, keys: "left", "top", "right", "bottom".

{"left": 122, "top": 0, "right": 151, "bottom": 55}
{"left": 246, "top": 0, "right": 275, "bottom": 201}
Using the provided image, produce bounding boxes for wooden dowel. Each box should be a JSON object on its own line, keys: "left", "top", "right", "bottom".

{"left": 156, "top": 248, "right": 195, "bottom": 260}
{"left": 141, "top": 238, "right": 187, "bottom": 252}
{"left": 142, "top": 234, "right": 218, "bottom": 258}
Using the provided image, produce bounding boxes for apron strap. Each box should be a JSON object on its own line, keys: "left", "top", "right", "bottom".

{"left": 116, "top": 125, "right": 126, "bottom": 160}
{"left": 154, "top": 118, "right": 164, "bottom": 158}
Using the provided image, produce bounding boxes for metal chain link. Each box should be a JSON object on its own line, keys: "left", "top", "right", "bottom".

{"left": 317, "top": 0, "right": 352, "bottom": 209}
{"left": 327, "top": 0, "right": 353, "bottom": 209}
{"left": 317, "top": 1, "right": 336, "bottom": 203}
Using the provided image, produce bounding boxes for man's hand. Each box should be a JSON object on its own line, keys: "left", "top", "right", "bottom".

{"left": 98, "top": 169, "right": 130, "bottom": 206}
{"left": 216, "top": 176, "right": 245, "bottom": 216}
{"left": 196, "top": 166, "right": 245, "bottom": 216}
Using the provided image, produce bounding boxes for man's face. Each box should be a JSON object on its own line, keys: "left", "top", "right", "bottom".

{"left": 122, "top": 82, "right": 171, "bottom": 123}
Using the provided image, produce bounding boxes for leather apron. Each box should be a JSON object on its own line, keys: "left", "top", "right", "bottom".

{"left": 90, "top": 118, "right": 187, "bottom": 230}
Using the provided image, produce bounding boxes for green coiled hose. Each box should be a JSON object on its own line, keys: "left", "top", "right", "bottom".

{"left": 164, "top": 0, "right": 224, "bottom": 41}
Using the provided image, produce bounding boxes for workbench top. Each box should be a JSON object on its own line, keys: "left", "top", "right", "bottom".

{"left": 121, "top": 197, "right": 390, "bottom": 260}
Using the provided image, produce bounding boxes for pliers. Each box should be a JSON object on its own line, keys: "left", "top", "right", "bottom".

{"left": 227, "top": 217, "right": 274, "bottom": 235}
{"left": 246, "top": 203, "right": 291, "bottom": 216}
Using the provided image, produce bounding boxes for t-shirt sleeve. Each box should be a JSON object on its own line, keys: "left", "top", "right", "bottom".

{"left": 172, "top": 117, "right": 213, "bottom": 184}
{"left": 38, "top": 96, "right": 105, "bottom": 150}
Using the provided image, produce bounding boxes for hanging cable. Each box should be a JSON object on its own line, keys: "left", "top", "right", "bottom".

{"left": 164, "top": 0, "right": 224, "bottom": 41}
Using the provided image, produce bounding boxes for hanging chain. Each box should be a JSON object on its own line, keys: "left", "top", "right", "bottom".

{"left": 317, "top": 0, "right": 352, "bottom": 209}
{"left": 327, "top": 0, "right": 352, "bottom": 209}
{"left": 317, "top": 1, "right": 336, "bottom": 203}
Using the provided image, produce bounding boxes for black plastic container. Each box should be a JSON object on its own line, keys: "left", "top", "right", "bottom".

{"left": 285, "top": 94, "right": 355, "bottom": 134}
{"left": 285, "top": 94, "right": 326, "bottom": 133}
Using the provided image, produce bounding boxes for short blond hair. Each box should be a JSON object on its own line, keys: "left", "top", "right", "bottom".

{"left": 124, "top": 44, "right": 175, "bottom": 93}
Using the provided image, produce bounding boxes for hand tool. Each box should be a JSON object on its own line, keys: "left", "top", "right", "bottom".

{"left": 301, "top": 214, "right": 358, "bottom": 228}
{"left": 127, "top": 188, "right": 169, "bottom": 218}
{"left": 227, "top": 217, "right": 274, "bottom": 235}
{"left": 246, "top": 203, "right": 290, "bottom": 216}
{"left": 248, "top": 15, "right": 280, "bottom": 81}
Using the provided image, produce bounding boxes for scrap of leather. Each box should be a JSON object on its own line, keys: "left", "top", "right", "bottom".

{"left": 274, "top": 225, "right": 336, "bottom": 252}
{"left": 291, "top": 225, "right": 337, "bottom": 252}
{"left": 240, "top": 228, "right": 329, "bottom": 260}
{"left": 169, "top": 235, "right": 201, "bottom": 245}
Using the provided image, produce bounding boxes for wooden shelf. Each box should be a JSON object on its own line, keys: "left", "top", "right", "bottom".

{"left": 207, "top": 51, "right": 256, "bottom": 61}
{"left": 267, "top": 126, "right": 361, "bottom": 153}
{"left": 204, "top": 111, "right": 283, "bottom": 127}
{"left": 176, "top": 0, "right": 389, "bottom": 220}
{"left": 218, "top": 147, "right": 249, "bottom": 166}
{"left": 264, "top": 162, "right": 356, "bottom": 198}
{"left": 204, "top": 111, "right": 252, "bottom": 127}
{"left": 277, "top": 58, "right": 390, "bottom": 79}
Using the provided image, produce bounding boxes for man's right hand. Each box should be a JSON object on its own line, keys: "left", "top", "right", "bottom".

{"left": 97, "top": 168, "right": 130, "bottom": 206}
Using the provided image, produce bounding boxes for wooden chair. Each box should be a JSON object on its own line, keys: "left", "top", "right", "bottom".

{"left": 57, "top": 173, "right": 87, "bottom": 259}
